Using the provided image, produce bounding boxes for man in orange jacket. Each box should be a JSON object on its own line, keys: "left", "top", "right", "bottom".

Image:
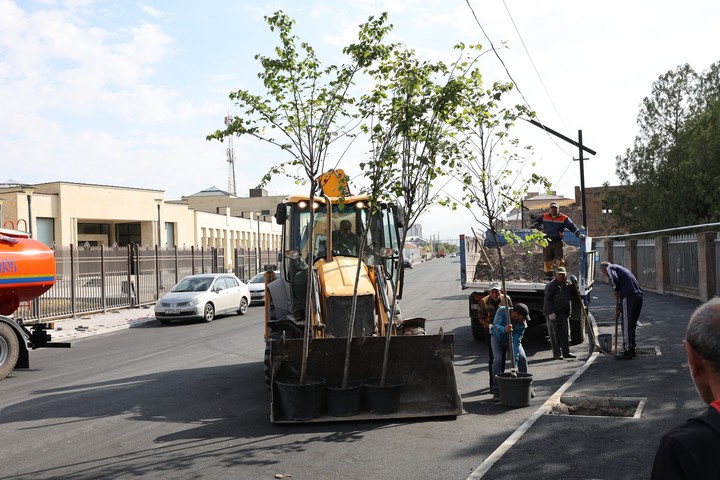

{"left": 532, "top": 202, "right": 586, "bottom": 279}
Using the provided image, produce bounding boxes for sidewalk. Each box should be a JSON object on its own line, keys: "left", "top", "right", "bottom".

{"left": 47, "top": 305, "right": 157, "bottom": 342}
{"left": 476, "top": 281, "right": 706, "bottom": 480}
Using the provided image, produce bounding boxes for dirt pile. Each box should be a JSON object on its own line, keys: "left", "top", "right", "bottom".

{"left": 473, "top": 244, "right": 581, "bottom": 283}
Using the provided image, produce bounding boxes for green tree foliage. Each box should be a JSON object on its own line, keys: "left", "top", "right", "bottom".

{"left": 611, "top": 62, "right": 720, "bottom": 231}
{"left": 447, "top": 44, "right": 549, "bottom": 292}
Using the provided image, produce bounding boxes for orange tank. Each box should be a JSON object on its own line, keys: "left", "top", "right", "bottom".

{"left": 0, "top": 228, "right": 56, "bottom": 315}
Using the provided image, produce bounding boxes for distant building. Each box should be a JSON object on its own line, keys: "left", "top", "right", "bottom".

{"left": 0, "top": 182, "right": 283, "bottom": 271}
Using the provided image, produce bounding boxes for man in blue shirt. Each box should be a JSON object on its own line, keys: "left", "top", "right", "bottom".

{"left": 490, "top": 303, "right": 530, "bottom": 402}
{"left": 600, "top": 261, "right": 643, "bottom": 360}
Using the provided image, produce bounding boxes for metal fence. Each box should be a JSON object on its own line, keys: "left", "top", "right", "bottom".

{"left": 668, "top": 234, "right": 698, "bottom": 290}
{"left": 636, "top": 239, "right": 656, "bottom": 285}
{"left": 14, "top": 244, "right": 228, "bottom": 322}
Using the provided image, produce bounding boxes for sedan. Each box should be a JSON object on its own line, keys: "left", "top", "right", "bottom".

{"left": 154, "top": 273, "right": 250, "bottom": 324}
{"left": 247, "top": 271, "right": 280, "bottom": 305}
{"left": 402, "top": 258, "right": 413, "bottom": 269}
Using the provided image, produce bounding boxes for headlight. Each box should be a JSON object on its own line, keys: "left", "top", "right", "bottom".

{"left": 189, "top": 297, "right": 201, "bottom": 306}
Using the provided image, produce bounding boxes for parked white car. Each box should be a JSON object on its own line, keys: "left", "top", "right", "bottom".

{"left": 154, "top": 273, "right": 250, "bottom": 324}
{"left": 247, "top": 271, "right": 280, "bottom": 305}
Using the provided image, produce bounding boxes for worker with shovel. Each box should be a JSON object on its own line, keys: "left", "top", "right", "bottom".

{"left": 490, "top": 303, "right": 531, "bottom": 402}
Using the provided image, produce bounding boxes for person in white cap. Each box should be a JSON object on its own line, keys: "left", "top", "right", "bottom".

{"left": 532, "top": 201, "right": 586, "bottom": 279}
{"left": 543, "top": 266, "right": 576, "bottom": 360}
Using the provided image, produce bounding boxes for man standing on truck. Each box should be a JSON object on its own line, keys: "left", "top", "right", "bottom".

{"left": 600, "top": 261, "right": 643, "bottom": 360}
{"left": 532, "top": 202, "right": 586, "bottom": 279}
{"left": 478, "top": 283, "right": 512, "bottom": 389}
{"left": 543, "top": 267, "right": 577, "bottom": 360}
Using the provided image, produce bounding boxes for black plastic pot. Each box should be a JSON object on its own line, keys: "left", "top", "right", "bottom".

{"left": 275, "top": 376, "right": 326, "bottom": 420}
{"left": 496, "top": 372, "right": 533, "bottom": 408}
{"left": 363, "top": 379, "right": 403, "bottom": 414}
{"left": 326, "top": 382, "right": 362, "bottom": 417}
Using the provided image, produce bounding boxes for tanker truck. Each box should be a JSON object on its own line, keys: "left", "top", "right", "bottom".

{"left": 0, "top": 228, "right": 71, "bottom": 381}
{"left": 459, "top": 231, "right": 596, "bottom": 346}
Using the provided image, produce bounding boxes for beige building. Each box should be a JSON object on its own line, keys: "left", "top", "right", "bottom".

{"left": 0, "top": 181, "right": 283, "bottom": 270}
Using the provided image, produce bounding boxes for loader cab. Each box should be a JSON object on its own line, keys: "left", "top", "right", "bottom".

{"left": 273, "top": 196, "right": 402, "bottom": 314}
{"left": 277, "top": 197, "right": 400, "bottom": 271}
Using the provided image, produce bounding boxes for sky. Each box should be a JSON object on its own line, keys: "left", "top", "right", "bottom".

{"left": 2, "top": 0, "right": 720, "bottom": 243}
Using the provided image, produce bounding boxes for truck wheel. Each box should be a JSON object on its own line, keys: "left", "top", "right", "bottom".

{"left": 202, "top": 303, "right": 215, "bottom": 322}
{"left": 470, "top": 316, "right": 485, "bottom": 341}
{"left": 0, "top": 323, "right": 20, "bottom": 381}
{"left": 570, "top": 313, "right": 586, "bottom": 345}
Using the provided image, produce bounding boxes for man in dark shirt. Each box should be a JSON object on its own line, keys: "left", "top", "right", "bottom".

{"left": 651, "top": 298, "right": 720, "bottom": 479}
{"left": 543, "top": 267, "right": 576, "bottom": 360}
{"left": 600, "top": 261, "right": 643, "bottom": 360}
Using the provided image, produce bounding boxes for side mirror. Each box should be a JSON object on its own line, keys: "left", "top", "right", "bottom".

{"left": 274, "top": 203, "right": 287, "bottom": 224}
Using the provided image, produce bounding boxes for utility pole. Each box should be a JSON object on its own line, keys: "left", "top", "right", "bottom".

{"left": 525, "top": 119, "right": 596, "bottom": 229}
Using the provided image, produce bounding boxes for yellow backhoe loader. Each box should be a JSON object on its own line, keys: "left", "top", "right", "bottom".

{"left": 263, "top": 170, "right": 462, "bottom": 422}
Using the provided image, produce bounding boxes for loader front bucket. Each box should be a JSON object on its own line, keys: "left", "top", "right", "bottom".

{"left": 269, "top": 334, "right": 462, "bottom": 423}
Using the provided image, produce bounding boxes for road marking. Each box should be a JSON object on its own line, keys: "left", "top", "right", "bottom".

{"left": 466, "top": 351, "right": 600, "bottom": 479}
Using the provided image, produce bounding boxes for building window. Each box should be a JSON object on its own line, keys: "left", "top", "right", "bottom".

{"left": 37, "top": 217, "right": 55, "bottom": 247}
{"left": 601, "top": 200, "right": 612, "bottom": 214}
{"left": 116, "top": 223, "right": 141, "bottom": 246}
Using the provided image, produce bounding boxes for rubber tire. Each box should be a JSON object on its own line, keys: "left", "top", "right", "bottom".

{"left": 237, "top": 297, "right": 248, "bottom": 315}
{"left": 264, "top": 330, "right": 284, "bottom": 390}
{"left": 0, "top": 323, "right": 20, "bottom": 381}
{"left": 470, "top": 316, "right": 485, "bottom": 341}
{"left": 202, "top": 303, "right": 215, "bottom": 322}
{"left": 570, "top": 311, "right": 586, "bottom": 345}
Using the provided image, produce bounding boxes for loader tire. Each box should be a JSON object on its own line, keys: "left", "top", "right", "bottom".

{"left": 264, "top": 331, "right": 283, "bottom": 390}
{"left": 470, "top": 316, "right": 485, "bottom": 341}
{"left": 0, "top": 323, "right": 20, "bottom": 381}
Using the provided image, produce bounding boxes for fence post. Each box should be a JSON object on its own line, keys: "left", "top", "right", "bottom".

{"left": 174, "top": 245, "right": 179, "bottom": 285}
{"left": 655, "top": 236, "right": 670, "bottom": 295}
{"left": 100, "top": 245, "right": 107, "bottom": 312}
{"left": 626, "top": 239, "right": 638, "bottom": 276}
{"left": 697, "top": 232, "right": 717, "bottom": 302}
{"left": 155, "top": 244, "right": 160, "bottom": 300}
{"left": 70, "top": 245, "right": 77, "bottom": 317}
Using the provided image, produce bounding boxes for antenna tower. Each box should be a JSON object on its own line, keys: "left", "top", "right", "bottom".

{"left": 224, "top": 115, "right": 237, "bottom": 196}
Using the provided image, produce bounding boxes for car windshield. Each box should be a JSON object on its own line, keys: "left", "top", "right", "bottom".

{"left": 249, "top": 274, "right": 265, "bottom": 284}
{"left": 171, "top": 277, "right": 212, "bottom": 292}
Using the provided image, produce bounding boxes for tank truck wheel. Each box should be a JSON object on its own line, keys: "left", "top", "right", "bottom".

{"left": 202, "top": 303, "right": 215, "bottom": 322}
{"left": 470, "top": 316, "right": 485, "bottom": 341}
{"left": 0, "top": 323, "right": 20, "bottom": 381}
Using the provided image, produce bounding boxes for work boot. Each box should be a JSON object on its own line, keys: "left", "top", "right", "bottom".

{"left": 615, "top": 350, "right": 633, "bottom": 360}
{"left": 544, "top": 271, "right": 554, "bottom": 279}
{"left": 563, "top": 352, "right": 577, "bottom": 359}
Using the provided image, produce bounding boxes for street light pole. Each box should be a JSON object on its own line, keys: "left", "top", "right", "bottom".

{"left": 24, "top": 186, "right": 35, "bottom": 237}
{"left": 256, "top": 212, "right": 261, "bottom": 274}
{"left": 154, "top": 199, "right": 162, "bottom": 247}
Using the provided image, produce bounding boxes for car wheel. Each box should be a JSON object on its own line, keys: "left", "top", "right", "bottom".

{"left": 237, "top": 297, "right": 248, "bottom": 315}
{"left": 203, "top": 303, "right": 215, "bottom": 322}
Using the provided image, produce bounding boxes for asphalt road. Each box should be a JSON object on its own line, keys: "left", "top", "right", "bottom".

{"left": 0, "top": 257, "right": 700, "bottom": 479}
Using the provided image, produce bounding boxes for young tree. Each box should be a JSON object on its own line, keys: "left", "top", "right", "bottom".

{"left": 207, "top": 11, "right": 394, "bottom": 384}
{"left": 355, "top": 45, "right": 465, "bottom": 384}
{"left": 449, "top": 44, "right": 549, "bottom": 323}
